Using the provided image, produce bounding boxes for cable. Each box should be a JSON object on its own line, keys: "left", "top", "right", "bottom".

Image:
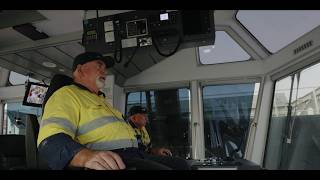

{"left": 81, "top": 10, "right": 88, "bottom": 46}
{"left": 42, "top": 80, "right": 47, "bottom": 86}
{"left": 228, "top": 104, "right": 248, "bottom": 159}
{"left": 229, "top": 126, "right": 246, "bottom": 159}
{"left": 113, "top": 37, "right": 123, "bottom": 63}
{"left": 151, "top": 29, "right": 182, "bottom": 57}
{"left": 96, "top": 10, "right": 99, "bottom": 33}
{"left": 24, "top": 73, "right": 32, "bottom": 89}
{"left": 113, "top": 19, "right": 123, "bottom": 63}
{"left": 124, "top": 45, "right": 139, "bottom": 68}
{"left": 287, "top": 72, "right": 301, "bottom": 142}
{"left": 41, "top": 77, "right": 50, "bottom": 86}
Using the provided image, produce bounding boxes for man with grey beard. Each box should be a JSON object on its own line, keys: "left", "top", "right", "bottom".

{"left": 37, "top": 52, "right": 190, "bottom": 170}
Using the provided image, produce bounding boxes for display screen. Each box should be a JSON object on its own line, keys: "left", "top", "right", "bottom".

{"left": 160, "top": 13, "right": 169, "bottom": 21}
{"left": 22, "top": 82, "right": 49, "bottom": 107}
{"left": 126, "top": 19, "right": 148, "bottom": 38}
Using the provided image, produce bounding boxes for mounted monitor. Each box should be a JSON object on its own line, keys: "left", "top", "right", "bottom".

{"left": 22, "top": 82, "right": 49, "bottom": 107}
{"left": 181, "top": 10, "right": 215, "bottom": 48}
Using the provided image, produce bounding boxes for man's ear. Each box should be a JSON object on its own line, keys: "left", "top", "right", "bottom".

{"left": 77, "top": 64, "right": 82, "bottom": 73}
{"left": 130, "top": 114, "right": 138, "bottom": 121}
{"left": 76, "top": 64, "right": 86, "bottom": 77}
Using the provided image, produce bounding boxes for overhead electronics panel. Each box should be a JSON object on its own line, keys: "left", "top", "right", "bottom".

{"left": 83, "top": 10, "right": 214, "bottom": 54}
{"left": 82, "top": 10, "right": 215, "bottom": 85}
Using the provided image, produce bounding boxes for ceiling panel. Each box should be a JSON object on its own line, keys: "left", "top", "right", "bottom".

{"left": 127, "top": 48, "right": 156, "bottom": 71}
{"left": 113, "top": 63, "right": 140, "bottom": 79}
{"left": 0, "top": 27, "right": 31, "bottom": 49}
{"left": 112, "top": 55, "right": 141, "bottom": 79}
{"left": 113, "top": 72, "right": 126, "bottom": 86}
{"left": 0, "top": 54, "right": 53, "bottom": 79}
{"left": 17, "top": 50, "right": 71, "bottom": 74}
{"left": 0, "top": 56, "right": 48, "bottom": 81}
{"left": 37, "top": 47, "right": 74, "bottom": 69}
{"left": 107, "top": 46, "right": 166, "bottom": 85}
{"left": 56, "top": 42, "right": 85, "bottom": 58}
{"left": 0, "top": 10, "right": 47, "bottom": 29}
{"left": 18, "top": 50, "right": 52, "bottom": 65}
{"left": 33, "top": 10, "right": 84, "bottom": 37}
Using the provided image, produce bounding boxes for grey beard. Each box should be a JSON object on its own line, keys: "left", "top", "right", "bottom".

{"left": 96, "top": 78, "right": 105, "bottom": 89}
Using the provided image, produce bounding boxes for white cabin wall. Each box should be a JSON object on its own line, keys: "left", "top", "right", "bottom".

{"left": 113, "top": 84, "right": 126, "bottom": 114}
{"left": 0, "top": 85, "right": 25, "bottom": 100}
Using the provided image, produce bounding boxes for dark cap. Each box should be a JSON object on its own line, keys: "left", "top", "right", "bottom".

{"left": 128, "top": 106, "right": 148, "bottom": 116}
{"left": 72, "top": 52, "right": 115, "bottom": 72}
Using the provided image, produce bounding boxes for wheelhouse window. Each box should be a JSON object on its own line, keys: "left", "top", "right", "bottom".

{"left": 236, "top": 10, "right": 320, "bottom": 53}
{"left": 202, "top": 83, "right": 260, "bottom": 159}
{"left": 198, "top": 31, "right": 250, "bottom": 65}
{"left": 2, "top": 102, "right": 42, "bottom": 135}
{"left": 126, "top": 88, "right": 191, "bottom": 159}
{"left": 8, "top": 71, "right": 39, "bottom": 86}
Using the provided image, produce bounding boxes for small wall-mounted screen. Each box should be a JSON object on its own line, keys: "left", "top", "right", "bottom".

{"left": 160, "top": 13, "right": 169, "bottom": 21}
{"left": 126, "top": 19, "right": 148, "bottom": 38}
{"left": 22, "top": 82, "right": 49, "bottom": 107}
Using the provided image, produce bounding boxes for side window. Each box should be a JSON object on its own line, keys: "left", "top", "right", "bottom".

{"left": 8, "top": 71, "right": 39, "bottom": 86}
{"left": 265, "top": 61, "right": 320, "bottom": 170}
{"left": 126, "top": 88, "right": 192, "bottom": 158}
{"left": 2, "top": 102, "right": 42, "bottom": 135}
{"left": 126, "top": 92, "right": 147, "bottom": 113}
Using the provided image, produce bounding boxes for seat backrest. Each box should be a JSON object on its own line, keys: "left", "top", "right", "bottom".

{"left": 42, "top": 74, "right": 73, "bottom": 113}
{"left": 36, "top": 74, "right": 72, "bottom": 169}
{"left": 25, "top": 114, "right": 51, "bottom": 169}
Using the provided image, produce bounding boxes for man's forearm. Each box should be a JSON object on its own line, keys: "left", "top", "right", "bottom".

{"left": 38, "top": 133, "right": 85, "bottom": 170}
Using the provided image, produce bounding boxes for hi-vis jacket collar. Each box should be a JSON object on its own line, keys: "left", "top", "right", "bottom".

{"left": 72, "top": 81, "right": 106, "bottom": 98}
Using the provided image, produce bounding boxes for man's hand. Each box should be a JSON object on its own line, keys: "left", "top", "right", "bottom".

{"left": 70, "top": 148, "right": 126, "bottom": 170}
{"left": 150, "top": 147, "right": 172, "bottom": 156}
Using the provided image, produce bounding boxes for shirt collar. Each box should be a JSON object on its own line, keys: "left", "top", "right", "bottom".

{"left": 72, "top": 81, "right": 106, "bottom": 98}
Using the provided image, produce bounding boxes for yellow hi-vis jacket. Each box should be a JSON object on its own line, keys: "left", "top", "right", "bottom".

{"left": 37, "top": 84, "right": 138, "bottom": 150}
{"left": 133, "top": 126, "right": 151, "bottom": 151}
